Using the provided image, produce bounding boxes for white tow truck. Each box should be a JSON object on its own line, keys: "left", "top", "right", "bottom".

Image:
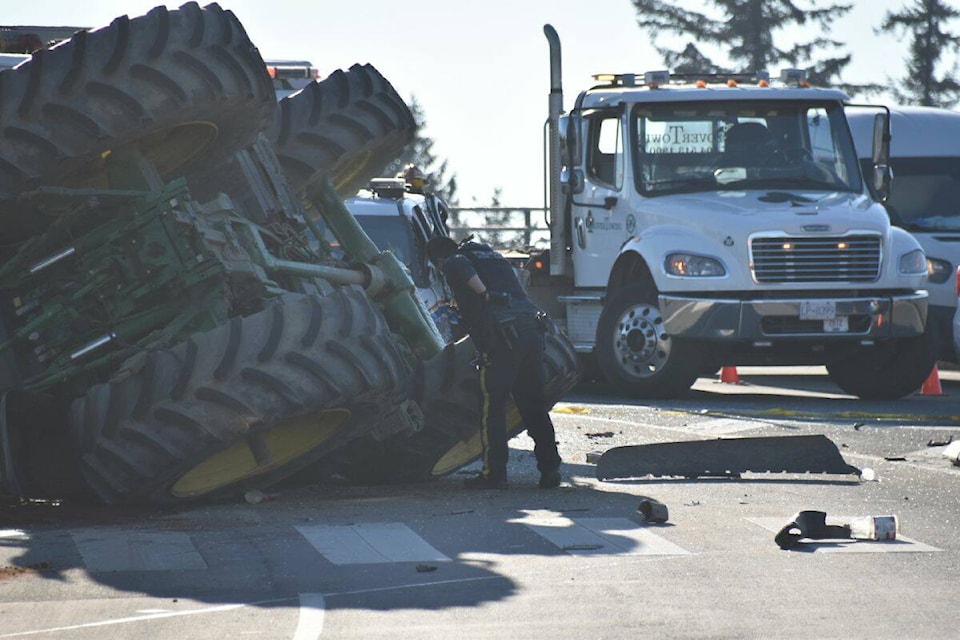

{"left": 524, "top": 24, "right": 934, "bottom": 399}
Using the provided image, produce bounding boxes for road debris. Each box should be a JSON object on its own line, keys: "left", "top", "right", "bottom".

{"left": 597, "top": 434, "right": 860, "bottom": 480}
{"left": 943, "top": 440, "right": 960, "bottom": 466}
{"left": 636, "top": 499, "right": 668, "bottom": 523}
{"left": 775, "top": 511, "right": 900, "bottom": 549}
{"left": 243, "top": 490, "right": 276, "bottom": 505}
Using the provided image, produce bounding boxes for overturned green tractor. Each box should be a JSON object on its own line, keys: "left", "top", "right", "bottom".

{"left": 0, "top": 2, "right": 579, "bottom": 505}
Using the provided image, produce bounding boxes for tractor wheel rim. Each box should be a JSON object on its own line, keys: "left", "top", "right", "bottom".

{"left": 170, "top": 408, "right": 350, "bottom": 498}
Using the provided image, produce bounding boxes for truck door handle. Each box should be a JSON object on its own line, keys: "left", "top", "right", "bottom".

{"left": 576, "top": 217, "right": 587, "bottom": 249}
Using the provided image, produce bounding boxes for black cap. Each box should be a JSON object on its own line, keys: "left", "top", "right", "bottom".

{"left": 426, "top": 236, "right": 458, "bottom": 265}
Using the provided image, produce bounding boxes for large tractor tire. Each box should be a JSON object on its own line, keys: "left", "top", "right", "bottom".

{"left": 596, "top": 282, "right": 703, "bottom": 398}
{"left": 68, "top": 287, "right": 409, "bottom": 504}
{"left": 336, "top": 321, "right": 581, "bottom": 484}
{"left": 270, "top": 63, "right": 416, "bottom": 199}
{"left": 0, "top": 2, "right": 274, "bottom": 222}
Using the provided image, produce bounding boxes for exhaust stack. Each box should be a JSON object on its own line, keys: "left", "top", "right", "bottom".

{"left": 543, "top": 24, "right": 566, "bottom": 276}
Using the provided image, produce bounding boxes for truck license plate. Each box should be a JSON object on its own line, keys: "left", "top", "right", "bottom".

{"left": 800, "top": 300, "right": 836, "bottom": 320}
{"left": 823, "top": 316, "right": 849, "bottom": 333}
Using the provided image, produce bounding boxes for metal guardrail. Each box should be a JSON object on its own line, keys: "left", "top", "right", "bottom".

{"left": 447, "top": 206, "right": 549, "bottom": 249}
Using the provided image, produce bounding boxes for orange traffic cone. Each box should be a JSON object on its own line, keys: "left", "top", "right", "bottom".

{"left": 919, "top": 365, "right": 944, "bottom": 396}
{"left": 719, "top": 366, "right": 741, "bottom": 384}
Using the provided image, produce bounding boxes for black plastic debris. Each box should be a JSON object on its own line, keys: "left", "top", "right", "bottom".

{"left": 775, "top": 510, "right": 851, "bottom": 549}
{"left": 776, "top": 511, "right": 899, "bottom": 549}
{"left": 597, "top": 434, "right": 860, "bottom": 481}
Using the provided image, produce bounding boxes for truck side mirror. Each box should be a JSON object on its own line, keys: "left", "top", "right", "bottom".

{"left": 872, "top": 112, "right": 892, "bottom": 201}
{"left": 560, "top": 114, "right": 582, "bottom": 167}
{"left": 561, "top": 167, "right": 584, "bottom": 194}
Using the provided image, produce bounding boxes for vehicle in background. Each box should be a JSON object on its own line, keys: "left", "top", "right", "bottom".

{"left": 521, "top": 24, "right": 933, "bottom": 400}
{"left": 953, "top": 269, "right": 960, "bottom": 362}
{"left": 0, "top": 53, "right": 28, "bottom": 70}
{"left": 343, "top": 178, "right": 462, "bottom": 342}
{"left": 264, "top": 59, "right": 319, "bottom": 100}
{"left": 848, "top": 106, "right": 960, "bottom": 363}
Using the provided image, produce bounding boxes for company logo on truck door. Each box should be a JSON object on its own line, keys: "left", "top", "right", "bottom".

{"left": 585, "top": 211, "right": 623, "bottom": 232}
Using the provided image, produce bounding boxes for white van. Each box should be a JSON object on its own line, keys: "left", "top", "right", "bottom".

{"left": 847, "top": 106, "right": 960, "bottom": 362}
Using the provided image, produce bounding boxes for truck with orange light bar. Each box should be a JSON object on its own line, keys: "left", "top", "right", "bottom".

{"left": 525, "top": 24, "right": 934, "bottom": 399}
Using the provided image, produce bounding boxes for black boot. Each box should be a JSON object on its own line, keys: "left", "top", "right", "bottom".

{"left": 538, "top": 469, "right": 562, "bottom": 489}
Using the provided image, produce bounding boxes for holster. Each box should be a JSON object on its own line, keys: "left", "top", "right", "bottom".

{"left": 484, "top": 313, "right": 543, "bottom": 352}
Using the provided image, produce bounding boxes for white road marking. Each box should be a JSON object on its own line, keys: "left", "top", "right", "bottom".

{"left": 71, "top": 529, "right": 207, "bottom": 571}
{"left": 293, "top": 593, "right": 325, "bottom": 640}
{"left": 0, "top": 579, "right": 501, "bottom": 639}
{"left": 0, "top": 602, "right": 248, "bottom": 638}
{"left": 520, "top": 515, "right": 689, "bottom": 556}
{"left": 556, "top": 412, "right": 702, "bottom": 436}
{"left": 0, "top": 529, "right": 26, "bottom": 537}
{"left": 296, "top": 522, "right": 449, "bottom": 565}
{"left": 747, "top": 517, "right": 941, "bottom": 553}
{"left": 694, "top": 417, "right": 767, "bottom": 435}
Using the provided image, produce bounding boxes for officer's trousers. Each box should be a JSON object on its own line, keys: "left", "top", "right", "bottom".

{"left": 477, "top": 321, "right": 561, "bottom": 481}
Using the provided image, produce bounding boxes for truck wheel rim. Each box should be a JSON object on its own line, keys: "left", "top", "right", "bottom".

{"left": 613, "top": 302, "right": 670, "bottom": 378}
{"left": 170, "top": 408, "right": 350, "bottom": 497}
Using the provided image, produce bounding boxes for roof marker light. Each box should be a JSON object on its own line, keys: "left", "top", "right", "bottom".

{"left": 779, "top": 68, "right": 807, "bottom": 84}
{"left": 644, "top": 70, "right": 670, "bottom": 87}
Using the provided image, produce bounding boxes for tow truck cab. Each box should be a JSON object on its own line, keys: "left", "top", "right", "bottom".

{"left": 535, "top": 27, "right": 933, "bottom": 400}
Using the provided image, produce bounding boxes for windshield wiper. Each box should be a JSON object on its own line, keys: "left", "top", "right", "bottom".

{"left": 643, "top": 176, "right": 716, "bottom": 195}
{"left": 733, "top": 176, "right": 850, "bottom": 191}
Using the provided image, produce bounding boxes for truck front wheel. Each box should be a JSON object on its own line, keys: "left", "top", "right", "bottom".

{"left": 596, "top": 283, "right": 702, "bottom": 398}
{"left": 826, "top": 325, "right": 937, "bottom": 400}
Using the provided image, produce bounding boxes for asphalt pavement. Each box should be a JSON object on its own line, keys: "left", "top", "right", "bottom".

{"left": 2, "top": 367, "right": 959, "bottom": 639}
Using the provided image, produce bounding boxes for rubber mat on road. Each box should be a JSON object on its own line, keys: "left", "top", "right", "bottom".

{"left": 596, "top": 434, "right": 860, "bottom": 480}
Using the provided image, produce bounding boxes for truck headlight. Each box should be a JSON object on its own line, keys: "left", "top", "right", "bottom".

{"left": 898, "top": 249, "right": 927, "bottom": 275}
{"left": 926, "top": 257, "right": 952, "bottom": 284}
{"left": 664, "top": 253, "right": 726, "bottom": 277}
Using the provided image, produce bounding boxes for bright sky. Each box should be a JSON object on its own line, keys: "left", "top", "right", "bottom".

{"left": 5, "top": 1, "right": 917, "bottom": 206}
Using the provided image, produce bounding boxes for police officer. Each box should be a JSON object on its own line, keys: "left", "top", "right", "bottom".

{"left": 426, "top": 236, "right": 562, "bottom": 490}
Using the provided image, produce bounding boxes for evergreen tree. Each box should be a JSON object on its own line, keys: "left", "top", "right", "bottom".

{"left": 631, "top": 0, "right": 853, "bottom": 86}
{"left": 876, "top": 0, "right": 960, "bottom": 108}
{"left": 384, "top": 96, "right": 459, "bottom": 204}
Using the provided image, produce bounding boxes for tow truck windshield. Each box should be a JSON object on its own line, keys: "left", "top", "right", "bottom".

{"left": 631, "top": 101, "right": 862, "bottom": 196}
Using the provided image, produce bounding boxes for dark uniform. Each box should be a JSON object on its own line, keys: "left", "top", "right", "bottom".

{"left": 441, "top": 241, "right": 561, "bottom": 488}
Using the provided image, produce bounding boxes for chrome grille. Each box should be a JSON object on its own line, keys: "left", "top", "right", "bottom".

{"left": 751, "top": 234, "right": 881, "bottom": 283}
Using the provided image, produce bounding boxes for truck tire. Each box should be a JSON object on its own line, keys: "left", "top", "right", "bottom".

{"left": 68, "top": 287, "right": 409, "bottom": 504}
{"left": 596, "top": 282, "right": 703, "bottom": 398}
{"left": 826, "top": 320, "right": 938, "bottom": 400}
{"left": 269, "top": 63, "right": 415, "bottom": 199}
{"left": 336, "top": 321, "right": 580, "bottom": 484}
{"left": 0, "top": 3, "right": 274, "bottom": 212}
